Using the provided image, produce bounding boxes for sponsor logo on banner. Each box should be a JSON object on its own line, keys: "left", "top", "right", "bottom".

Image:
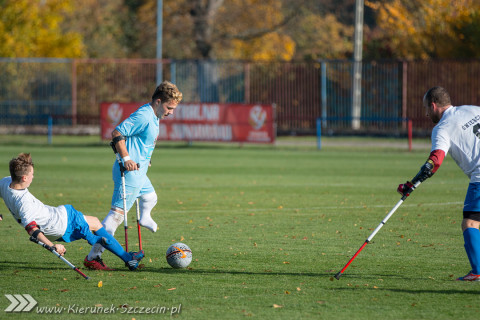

{"left": 249, "top": 105, "right": 266, "bottom": 130}
{"left": 107, "top": 103, "right": 123, "bottom": 125}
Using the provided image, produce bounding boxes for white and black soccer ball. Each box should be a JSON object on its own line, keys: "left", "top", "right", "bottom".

{"left": 166, "top": 242, "right": 192, "bottom": 268}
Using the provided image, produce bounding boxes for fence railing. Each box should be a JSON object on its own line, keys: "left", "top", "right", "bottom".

{"left": 1, "top": 58, "right": 479, "bottom": 136}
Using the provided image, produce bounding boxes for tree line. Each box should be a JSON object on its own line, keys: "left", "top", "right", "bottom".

{"left": 1, "top": 0, "right": 480, "bottom": 60}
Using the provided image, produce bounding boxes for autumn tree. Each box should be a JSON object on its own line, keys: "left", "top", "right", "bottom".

{"left": 0, "top": 0, "right": 85, "bottom": 57}
{"left": 366, "top": 0, "right": 480, "bottom": 59}
{"left": 133, "top": 0, "right": 357, "bottom": 61}
{"left": 64, "top": 0, "right": 131, "bottom": 58}
{"left": 214, "top": 0, "right": 297, "bottom": 60}
{"left": 286, "top": 8, "right": 354, "bottom": 60}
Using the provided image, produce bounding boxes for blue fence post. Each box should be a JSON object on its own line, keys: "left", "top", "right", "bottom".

{"left": 48, "top": 116, "right": 53, "bottom": 145}
{"left": 316, "top": 118, "right": 322, "bottom": 150}
{"left": 321, "top": 62, "right": 327, "bottom": 128}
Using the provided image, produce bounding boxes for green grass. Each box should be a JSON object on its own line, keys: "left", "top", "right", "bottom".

{"left": 0, "top": 136, "right": 478, "bottom": 319}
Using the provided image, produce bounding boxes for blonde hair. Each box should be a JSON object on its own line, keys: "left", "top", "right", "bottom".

{"left": 152, "top": 81, "right": 183, "bottom": 103}
{"left": 9, "top": 153, "right": 34, "bottom": 182}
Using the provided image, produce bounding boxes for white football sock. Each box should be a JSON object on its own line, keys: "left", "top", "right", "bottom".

{"left": 138, "top": 192, "right": 158, "bottom": 233}
{"left": 87, "top": 210, "right": 124, "bottom": 260}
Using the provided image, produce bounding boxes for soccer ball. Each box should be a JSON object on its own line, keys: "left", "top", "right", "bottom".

{"left": 166, "top": 242, "right": 192, "bottom": 268}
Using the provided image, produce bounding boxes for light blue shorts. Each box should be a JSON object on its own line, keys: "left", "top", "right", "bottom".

{"left": 111, "top": 165, "right": 155, "bottom": 212}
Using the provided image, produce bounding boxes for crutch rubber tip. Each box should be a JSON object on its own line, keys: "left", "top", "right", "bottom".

{"left": 334, "top": 272, "right": 342, "bottom": 280}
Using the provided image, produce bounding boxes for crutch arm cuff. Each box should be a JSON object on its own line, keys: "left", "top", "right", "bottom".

{"left": 31, "top": 228, "right": 43, "bottom": 240}
{"left": 112, "top": 135, "right": 126, "bottom": 147}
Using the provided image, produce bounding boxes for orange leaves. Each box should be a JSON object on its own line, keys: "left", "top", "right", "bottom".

{"left": 373, "top": 0, "right": 480, "bottom": 59}
{"left": 0, "top": 0, "right": 85, "bottom": 58}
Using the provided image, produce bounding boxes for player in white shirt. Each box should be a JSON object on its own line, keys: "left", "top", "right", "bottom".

{"left": 398, "top": 86, "right": 480, "bottom": 281}
{"left": 0, "top": 153, "right": 145, "bottom": 271}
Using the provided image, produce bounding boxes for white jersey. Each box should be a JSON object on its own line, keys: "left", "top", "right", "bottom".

{"left": 0, "top": 176, "right": 68, "bottom": 240}
{"left": 431, "top": 105, "right": 480, "bottom": 183}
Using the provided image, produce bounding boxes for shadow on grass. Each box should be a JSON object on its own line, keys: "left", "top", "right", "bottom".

{"left": 0, "top": 260, "right": 74, "bottom": 272}
{"left": 0, "top": 260, "right": 334, "bottom": 279}
{"left": 147, "top": 266, "right": 331, "bottom": 277}
{"left": 334, "top": 287, "right": 479, "bottom": 295}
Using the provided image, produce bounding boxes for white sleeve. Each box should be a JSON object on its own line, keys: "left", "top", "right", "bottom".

{"left": 431, "top": 124, "right": 450, "bottom": 155}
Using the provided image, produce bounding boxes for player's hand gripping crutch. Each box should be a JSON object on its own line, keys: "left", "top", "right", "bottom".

{"left": 334, "top": 181, "right": 421, "bottom": 280}
{"left": 30, "top": 236, "right": 90, "bottom": 280}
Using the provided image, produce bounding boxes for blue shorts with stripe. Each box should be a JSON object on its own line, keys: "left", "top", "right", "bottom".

{"left": 57, "top": 205, "right": 97, "bottom": 244}
{"left": 464, "top": 182, "right": 480, "bottom": 221}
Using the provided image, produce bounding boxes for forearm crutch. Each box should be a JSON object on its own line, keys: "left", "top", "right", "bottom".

{"left": 136, "top": 198, "right": 143, "bottom": 251}
{"left": 334, "top": 181, "right": 421, "bottom": 279}
{"left": 110, "top": 141, "right": 130, "bottom": 252}
{"left": 30, "top": 236, "right": 90, "bottom": 280}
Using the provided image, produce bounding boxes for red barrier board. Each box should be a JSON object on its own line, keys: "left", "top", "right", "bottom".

{"left": 100, "top": 102, "right": 275, "bottom": 143}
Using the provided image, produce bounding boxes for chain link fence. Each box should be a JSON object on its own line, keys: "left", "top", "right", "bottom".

{"left": 1, "top": 58, "right": 479, "bottom": 136}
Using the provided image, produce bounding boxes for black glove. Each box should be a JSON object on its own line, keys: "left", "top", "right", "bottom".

{"left": 411, "top": 160, "right": 434, "bottom": 184}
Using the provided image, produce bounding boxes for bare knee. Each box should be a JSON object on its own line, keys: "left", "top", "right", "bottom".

{"left": 462, "top": 218, "right": 480, "bottom": 232}
{"left": 84, "top": 215, "right": 103, "bottom": 232}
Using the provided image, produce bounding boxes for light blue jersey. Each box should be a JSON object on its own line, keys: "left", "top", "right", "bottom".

{"left": 111, "top": 103, "right": 159, "bottom": 210}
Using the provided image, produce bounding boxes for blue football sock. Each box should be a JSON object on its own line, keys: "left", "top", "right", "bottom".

{"left": 94, "top": 227, "right": 131, "bottom": 262}
{"left": 463, "top": 228, "right": 480, "bottom": 274}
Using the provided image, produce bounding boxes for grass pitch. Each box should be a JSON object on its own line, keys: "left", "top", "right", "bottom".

{"left": 0, "top": 135, "right": 478, "bottom": 319}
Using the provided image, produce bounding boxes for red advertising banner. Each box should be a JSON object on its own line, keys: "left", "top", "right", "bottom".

{"left": 100, "top": 102, "right": 276, "bottom": 143}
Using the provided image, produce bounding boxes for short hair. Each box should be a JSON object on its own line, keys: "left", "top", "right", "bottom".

{"left": 423, "top": 86, "right": 451, "bottom": 108}
{"left": 151, "top": 81, "right": 183, "bottom": 103}
{"left": 9, "top": 153, "right": 34, "bottom": 183}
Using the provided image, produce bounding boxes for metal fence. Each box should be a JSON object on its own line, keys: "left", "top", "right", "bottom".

{"left": 1, "top": 58, "right": 480, "bottom": 136}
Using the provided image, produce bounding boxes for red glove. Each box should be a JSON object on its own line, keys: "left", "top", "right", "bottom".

{"left": 397, "top": 181, "right": 414, "bottom": 197}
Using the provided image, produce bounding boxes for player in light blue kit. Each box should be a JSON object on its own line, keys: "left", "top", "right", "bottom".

{"left": 85, "top": 81, "right": 183, "bottom": 270}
